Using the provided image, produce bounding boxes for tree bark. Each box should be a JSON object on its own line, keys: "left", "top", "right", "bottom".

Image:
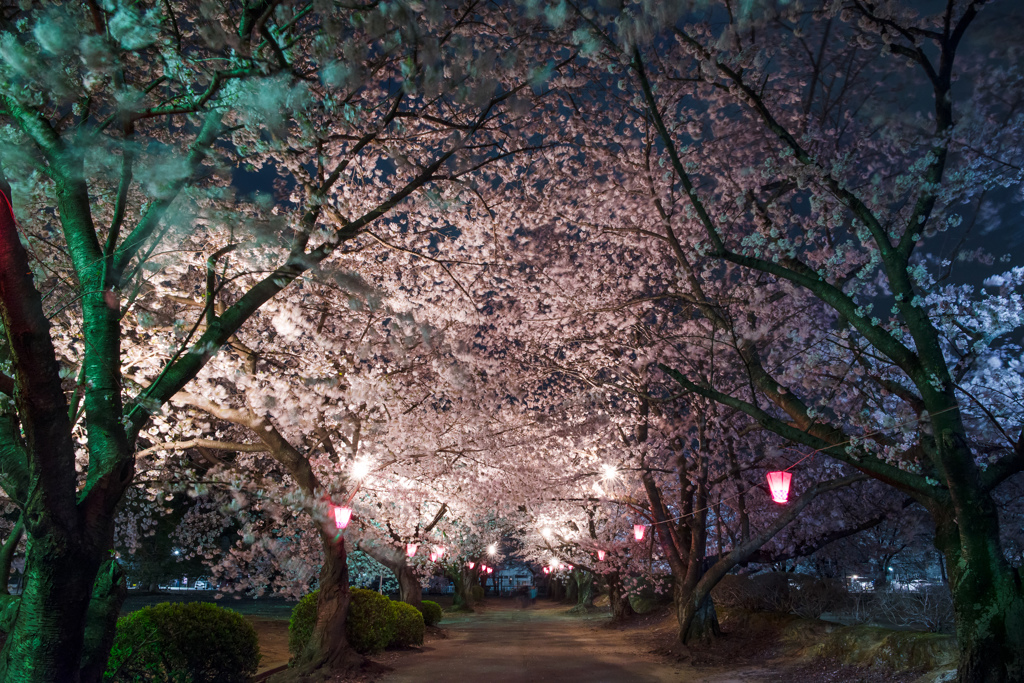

{"left": 359, "top": 543, "right": 421, "bottom": 607}
{"left": 396, "top": 565, "right": 422, "bottom": 607}
{"left": 607, "top": 572, "right": 636, "bottom": 622}
{"left": 676, "top": 577, "right": 720, "bottom": 644}
{"left": 0, "top": 518, "right": 23, "bottom": 596}
{"left": 79, "top": 558, "right": 128, "bottom": 683}
{"left": 291, "top": 531, "right": 363, "bottom": 674}
{"left": 570, "top": 571, "right": 595, "bottom": 612}
{"left": 934, "top": 508, "right": 1024, "bottom": 683}
{"left": 448, "top": 566, "right": 475, "bottom": 612}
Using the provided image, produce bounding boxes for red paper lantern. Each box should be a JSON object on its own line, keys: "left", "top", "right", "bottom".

{"left": 567, "top": 564, "right": 574, "bottom": 571}
{"left": 333, "top": 506, "right": 352, "bottom": 530}
{"left": 429, "top": 552, "right": 438, "bottom": 562}
{"left": 633, "top": 524, "right": 646, "bottom": 542}
{"left": 597, "top": 549, "right": 606, "bottom": 561}
{"left": 766, "top": 471, "right": 793, "bottom": 504}
{"left": 543, "top": 567, "right": 550, "bottom": 574}
{"left": 406, "top": 543, "right": 418, "bottom": 557}
{"left": 487, "top": 567, "right": 493, "bottom": 574}
{"left": 435, "top": 546, "right": 445, "bottom": 559}
{"left": 468, "top": 562, "right": 475, "bottom": 569}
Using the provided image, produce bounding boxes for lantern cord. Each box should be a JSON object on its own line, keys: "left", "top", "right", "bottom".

{"left": 635, "top": 404, "right": 961, "bottom": 528}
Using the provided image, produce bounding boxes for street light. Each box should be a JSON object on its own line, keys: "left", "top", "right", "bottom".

{"left": 487, "top": 543, "right": 497, "bottom": 556}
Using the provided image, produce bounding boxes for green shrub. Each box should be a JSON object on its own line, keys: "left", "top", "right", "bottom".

{"left": 417, "top": 600, "right": 443, "bottom": 627}
{"left": 105, "top": 602, "right": 259, "bottom": 683}
{"left": 346, "top": 588, "right": 397, "bottom": 654}
{"left": 470, "top": 585, "right": 485, "bottom": 603}
{"left": 390, "top": 601, "right": 425, "bottom": 647}
{"left": 288, "top": 590, "right": 320, "bottom": 659}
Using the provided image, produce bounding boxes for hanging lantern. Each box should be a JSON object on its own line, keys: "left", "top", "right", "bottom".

{"left": 766, "top": 471, "right": 793, "bottom": 504}
{"left": 479, "top": 564, "right": 486, "bottom": 572}
{"left": 429, "top": 552, "right": 438, "bottom": 562}
{"left": 543, "top": 567, "right": 550, "bottom": 574}
{"left": 435, "top": 546, "right": 445, "bottom": 559}
{"left": 597, "top": 549, "right": 606, "bottom": 561}
{"left": 633, "top": 524, "right": 647, "bottom": 542}
{"left": 406, "top": 543, "right": 418, "bottom": 557}
{"left": 468, "top": 562, "right": 475, "bottom": 569}
{"left": 333, "top": 506, "right": 352, "bottom": 530}
{"left": 567, "top": 564, "right": 574, "bottom": 571}
{"left": 487, "top": 567, "right": 493, "bottom": 574}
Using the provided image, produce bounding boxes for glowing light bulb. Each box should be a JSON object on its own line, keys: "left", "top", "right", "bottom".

{"left": 601, "top": 464, "right": 618, "bottom": 480}
{"left": 541, "top": 527, "right": 553, "bottom": 540}
{"left": 351, "top": 459, "right": 371, "bottom": 479}
{"left": 487, "top": 544, "right": 497, "bottom": 556}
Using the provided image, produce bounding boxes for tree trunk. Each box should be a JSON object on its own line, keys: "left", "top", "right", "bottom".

{"left": 565, "top": 574, "right": 578, "bottom": 604}
{"left": 291, "top": 532, "right": 362, "bottom": 675}
{"left": 397, "top": 564, "right": 422, "bottom": 608}
{"left": 549, "top": 577, "right": 565, "bottom": 602}
{"left": 449, "top": 567, "right": 474, "bottom": 612}
{"left": 359, "top": 543, "right": 421, "bottom": 608}
{"left": 0, "top": 518, "right": 23, "bottom": 596}
{"left": 0, "top": 532, "right": 101, "bottom": 682}
{"left": 677, "top": 577, "right": 720, "bottom": 645}
{"left": 79, "top": 558, "right": 127, "bottom": 683}
{"left": 608, "top": 572, "right": 636, "bottom": 622}
{"left": 570, "top": 571, "right": 595, "bottom": 612}
{"left": 934, "top": 509, "right": 1024, "bottom": 683}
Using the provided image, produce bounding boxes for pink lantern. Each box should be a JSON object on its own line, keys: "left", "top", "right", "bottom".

{"left": 435, "top": 546, "right": 445, "bottom": 559}
{"left": 567, "top": 564, "right": 574, "bottom": 571}
{"left": 487, "top": 567, "right": 493, "bottom": 574}
{"left": 479, "top": 564, "right": 486, "bottom": 572}
{"left": 429, "top": 552, "right": 438, "bottom": 562}
{"left": 766, "top": 471, "right": 793, "bottom": 504}
{"left": 597, "top": 549, "right": 606, "bottom": 561}
{"left": 468, "top": 562, "right": 475, "bottom": 569}
{"left": 633, "top": 524, "right": 647, "bottom": 542}
{"left": 406, "top": 543, "right": 418, "bottom": 557}
{"left": 333, "top": 506, "right": 352, "bottom": 530}
{"left": 543, "top": 567, "right": 550, "bottom": 574}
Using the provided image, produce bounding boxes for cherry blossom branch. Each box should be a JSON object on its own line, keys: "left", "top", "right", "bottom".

{"left": 135, "top": 439, "right": 269, "bottom": 459}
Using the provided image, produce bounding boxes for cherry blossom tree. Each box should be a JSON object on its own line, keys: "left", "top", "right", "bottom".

{"left": 515, "top": 2, "right": 1024, "bottom": 680}
{"left": 0, "top": 0, "right": 563, "bottom": 679}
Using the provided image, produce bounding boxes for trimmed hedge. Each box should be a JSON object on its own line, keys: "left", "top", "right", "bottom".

{"left": 417, "top": 600, "right": 443, "bottom": 627}
{"left": 105, "top": 602, "right": 259, "bottom": 683}
{"left": 391, "top": 601, "right": 425, "bottom": 647}
{"left": 288, "top": 590, "right": 320, "bottom": 659}
{"left": 346, "top": 588, "right": 397, "bottom": 654}
{"left": 290, "top": 590, "right": 437, "bottom": 658}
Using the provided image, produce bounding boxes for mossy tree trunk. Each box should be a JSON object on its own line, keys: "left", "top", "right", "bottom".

{"left": 572, "top": 571, "right": 595, "bottom": 610}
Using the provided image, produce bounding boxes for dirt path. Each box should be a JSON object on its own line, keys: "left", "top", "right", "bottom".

{"left": 376, "top": 603, "right": 762, "bottom": 683}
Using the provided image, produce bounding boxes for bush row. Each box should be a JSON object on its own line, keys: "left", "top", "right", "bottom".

{"left": 105, "top": 602, "right": 260, "bottom": 682}
{"left": 289, "top": 589, "right": 442, "bottom": 658}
